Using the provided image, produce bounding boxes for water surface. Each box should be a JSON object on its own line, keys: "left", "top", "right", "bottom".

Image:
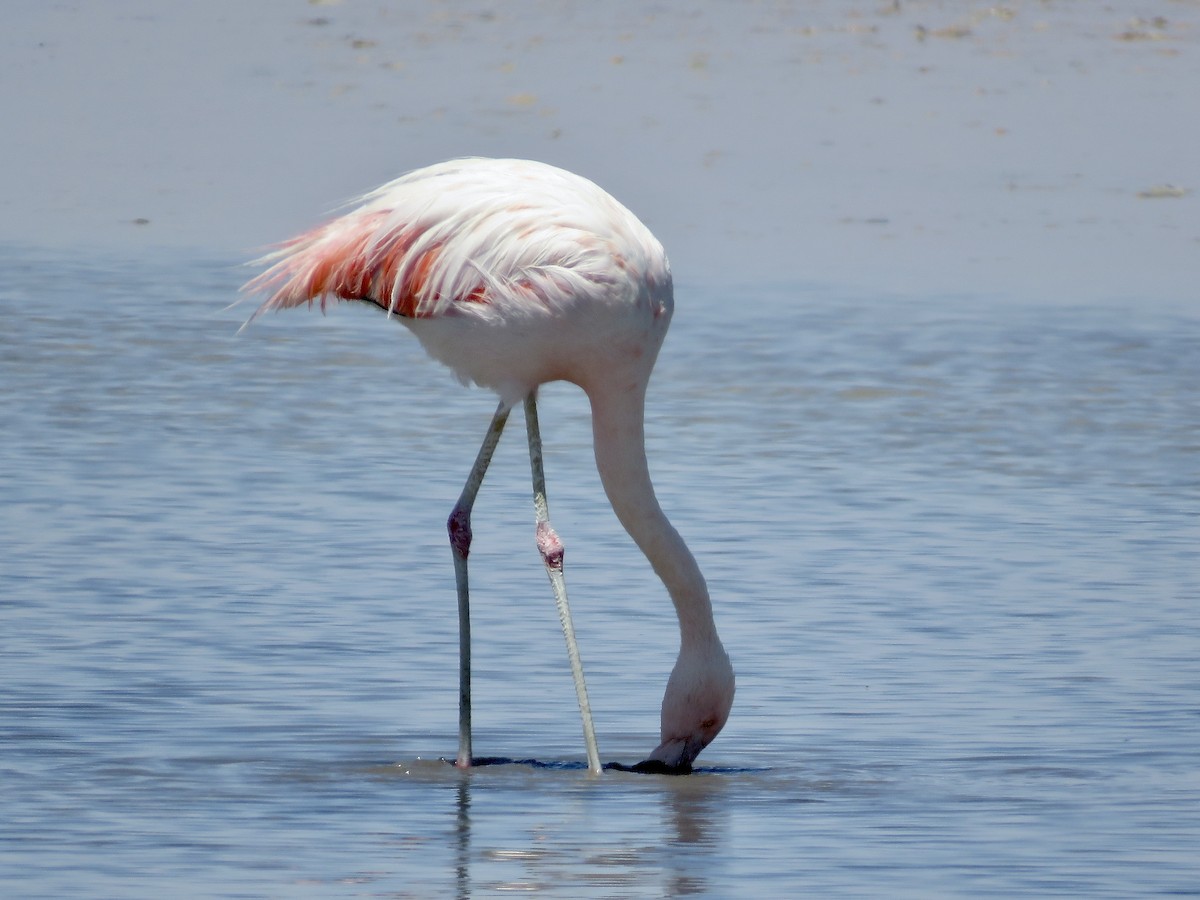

{"left": 1, "top": 248, "right": 1198, "bottom": 896}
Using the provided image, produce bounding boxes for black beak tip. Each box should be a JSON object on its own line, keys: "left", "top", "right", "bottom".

{"left": 604, "top": 758, "right": 693, "bottom": 775}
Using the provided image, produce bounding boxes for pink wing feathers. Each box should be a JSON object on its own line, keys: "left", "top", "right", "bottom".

{"left": 241, "top": 202, "right": 483, "bottom": 323}
{"left": 241, "top": 158, "right": 659, "bottom": 328}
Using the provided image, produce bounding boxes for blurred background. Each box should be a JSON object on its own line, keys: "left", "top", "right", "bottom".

{"left": 4, "top": 0, "right": 1196, "bottom": 300}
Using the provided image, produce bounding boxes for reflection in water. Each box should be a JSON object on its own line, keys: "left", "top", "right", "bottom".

{"left": 442, "top": 760, "right": 731, "bottom": 896}
{"left": 658, "top": 774, "right": 728, "bottom": 895}
{"left": 454, "top": 776, "right": 470, "bottom": 900}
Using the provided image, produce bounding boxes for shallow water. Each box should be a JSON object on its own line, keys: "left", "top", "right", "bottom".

{"left": 2, "top": 247, "right": 1198, "bottom": 897}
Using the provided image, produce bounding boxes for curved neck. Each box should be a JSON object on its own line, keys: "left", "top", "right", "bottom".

{"left": 587, "top": 382, "right": 717, "bottom": 645}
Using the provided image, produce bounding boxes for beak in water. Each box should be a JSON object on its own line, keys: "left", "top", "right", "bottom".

{"left": 634, "top": 735, "right": 710, "bottom": 775}
{"left": 632, "top": 642, "right": 735, "bottom": 775}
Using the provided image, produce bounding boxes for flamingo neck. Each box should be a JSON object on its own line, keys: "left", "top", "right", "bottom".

{"left": 587, "top": 382, "right": 718, "bottom": 646}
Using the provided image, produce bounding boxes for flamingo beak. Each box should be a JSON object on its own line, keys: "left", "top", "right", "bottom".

{"left": 630, "top": 734, "right": 707, "bottom": 775}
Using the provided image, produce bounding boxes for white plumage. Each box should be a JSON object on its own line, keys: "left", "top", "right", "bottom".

{"left": 242, "top": 158, "right": 733, "bottom": 774}
{"left": 244, "top": 158, "right": 673, "bottom": 402}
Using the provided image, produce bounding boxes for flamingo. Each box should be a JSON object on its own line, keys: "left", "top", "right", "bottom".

{"left": 241, "top": 158, "right": 734, "bottom": 774}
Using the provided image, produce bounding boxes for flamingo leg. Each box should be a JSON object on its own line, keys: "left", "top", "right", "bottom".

{"left": 447, "top": 401, "right": 511, "bottom": 768}
{"left": 524, "top": 393, "right": 603, "bottom": 774}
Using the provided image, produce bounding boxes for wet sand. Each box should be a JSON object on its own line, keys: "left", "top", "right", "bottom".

{"left": 4, "top": 1, "right": 1197, "bottom": 303}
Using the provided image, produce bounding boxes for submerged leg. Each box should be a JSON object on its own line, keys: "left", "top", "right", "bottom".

{"left": 524, "top": 393, "right": 602, "bottom": 774}
{"left": 448, "top": 401, "right": 511, "bottom": 768}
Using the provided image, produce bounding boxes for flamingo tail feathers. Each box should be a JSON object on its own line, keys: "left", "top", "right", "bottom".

{"left": 239, "top": 210, "right": 474, "bottom": 329}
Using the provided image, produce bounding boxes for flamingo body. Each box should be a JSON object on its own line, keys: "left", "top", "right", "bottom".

{"left": 244, "top": 158, "right": 672, "bottom": 406}
{"left": 243, "top": 158, "right": 733, "bottom": 773}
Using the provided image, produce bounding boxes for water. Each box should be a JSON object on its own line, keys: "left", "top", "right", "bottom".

{"left": 2, "top": 247, "right": 1198, "bottom": 897}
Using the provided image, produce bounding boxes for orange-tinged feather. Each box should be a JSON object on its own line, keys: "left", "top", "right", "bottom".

{"left": 248, "top": 215, "right": 491, "bottom": 320}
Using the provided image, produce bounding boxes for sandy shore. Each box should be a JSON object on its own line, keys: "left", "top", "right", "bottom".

{"left": 4, "top": 1, "right": 1197, "bottom": 303}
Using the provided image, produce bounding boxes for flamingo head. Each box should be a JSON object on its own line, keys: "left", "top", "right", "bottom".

{"left": 637, "top": 638, "right": 735, "bottom": 774}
